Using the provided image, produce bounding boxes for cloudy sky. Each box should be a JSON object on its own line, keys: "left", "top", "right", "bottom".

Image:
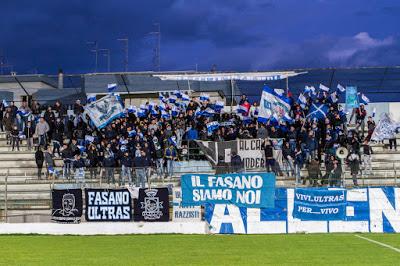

{"left": 1, "top": 0, "right": 399, "bottom": 74}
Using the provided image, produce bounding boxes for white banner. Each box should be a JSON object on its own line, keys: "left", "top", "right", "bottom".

{"left": 172, "top": 188, "right": 201, "bottom": 222}
{"left": 84, "top": 94, "right": 125, "bottom": 129}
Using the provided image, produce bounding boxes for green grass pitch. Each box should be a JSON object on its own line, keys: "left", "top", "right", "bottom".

{"left": 0, "top": 234, "right": 399, "bottom": 265}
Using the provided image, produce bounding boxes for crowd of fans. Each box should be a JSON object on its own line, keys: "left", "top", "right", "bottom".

{"left": 0, "top": 87, "right": 393, "bottom": 188}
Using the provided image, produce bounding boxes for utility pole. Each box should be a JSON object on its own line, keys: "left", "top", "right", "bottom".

{"left": 117, "top": 38, "right": 129, "bottom": 72}
{"left": 87, "top": 41, "right": 99, "bottom": 72}
{"left": 99, "top": 48, "right": 110, "bottom": 72}
{"left": 149, "top": 23, "right": 161, "bottom": 71}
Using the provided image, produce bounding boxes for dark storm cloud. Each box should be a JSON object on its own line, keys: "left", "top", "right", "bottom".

{"left": 0, "top": 0, "right": 399, "bottom": 74}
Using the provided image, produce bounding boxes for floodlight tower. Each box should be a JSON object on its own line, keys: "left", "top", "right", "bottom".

{"left": 117, "top": 38, "right": 129, "bottom": 72}
{"left": 87, "top": 41, "right": 99, "bottom": 72}
{"left": 149, "top": 23, "right": 161, "bottom": 71}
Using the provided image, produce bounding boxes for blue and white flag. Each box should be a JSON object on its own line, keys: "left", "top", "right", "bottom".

{"left": 337, "top": 84, "right": 346, "bottom": 93}
{"left": 298, "top": 93, "right": 307, "bottom": 107}
{"left": 202, "top": 108, "right": 215, "bottom": 117}
{"left": 306, "top": 103, "right": 329, "bottom": 120}
{"left": 258, "top": 86, "right": 291, "bottom": 121}
{"left": 207, "top": 121, "right": 220, "bottom": 134}
{"left": 107, "top": 83, "right": 117, "bottom": 92}
{"left": 161, "top": 110, "right": 171, "bottom": 119}
{"left": 2, "top": 99, "right": 8, "bottom": 107}
{"left": 282, "top": 113, "right": 294, "bottom": 124}
{"left": 171, "top": 105, "right": 179, "bottom": 116}
{"left": 214, "top": 101, "right": 224, "bottom": 111}
{"left": 360, "top": 94, "right": 370, "bottom": 105}
{"left": 168, "top": 94, "right": 177, "bottom": 104}
{"left": 158, "top": 102, "right": 166, "bottom": 111}
{"left": 181, "top": 93, "right": 190, "bottom": 102}
{"left": 87, "top": 94, "right": 97, "bottom": 103}
{"left": 173, "top": 90, "right": 182, "bottom": 98}
{"left": 319, "top": 84, "right": 330, "bottom": 92}
{"left": 127, "top": 105, "right": 137, "bottom": 114}
{"left": 18, "top": 109, "right": 31, "bottom": 117}
{"left": 150, "top": 108, "right": 159, "bottom": 116}
{"left": 159, "top": 93, "right": 166, "bottom": 101}
{"left": 200, "top": 93, "right": 210, "bottom": 101}
{"left": 85, "top": 135, "right": 95, "bottom": 143}
{"left": 128, "top": 129, "right": 136, "bottom": 137}
{"left": 84, "top": 94, "right": 125, "bottom": 129}
{"left": 372, "top": 107, "right": 376, "bottom": 118}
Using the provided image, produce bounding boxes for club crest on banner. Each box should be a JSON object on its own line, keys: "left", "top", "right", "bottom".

{"left": 141, "top": 189, "right": 164, "bottom": 220}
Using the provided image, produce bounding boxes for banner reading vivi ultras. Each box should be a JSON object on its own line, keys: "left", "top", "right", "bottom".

{"left": 181, "top": 172, "right": 276, "bottom": 208}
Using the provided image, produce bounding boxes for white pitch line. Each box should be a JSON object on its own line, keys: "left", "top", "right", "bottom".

{"left": 355, "top": 235, "right": 400, "bottom": 254}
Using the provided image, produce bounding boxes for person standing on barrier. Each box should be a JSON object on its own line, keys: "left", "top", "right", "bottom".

{"left": 164, "top": 143, "right": 177, "bottom": 178}
{"left": 152, "top": 136, "right": 164, "bottom": 178}
{"left": 86, "top": 144, "right": 99, "bottom": 179}
{"left": 347, "top": 149, "right": 360, "bottom": 187}
{"left": 362, "top": 140, "right": 373, "bottom": 175}
{"left": 52, "top": 117, "right": 64, "bottom": 157}
{"left": 307, "top": 157, "right": 322, "bottom": 187}
{"left": 230, "top": 151, "right": 243, "bottom": 173}
{"left": 120, "top": 151, "right": 132, "bottom": 185}
{"left": 35, "top": 147, "right": 44, "bottom": 179}
{"left": 103, "top": 145, "right": 115, "bottom": 184}
{"left": 134, "top": 149, "right": 148, "bottom": 188}
{"left": 262, "top": 139, "right": 275, "bottom": 173}
{"left": 61, "top": 143, "right": 73, "bottom": 179}
{"left": 282, "top": 141, "right": 294, "bottom": 177}
{"left": 328, "top": 159, "right": 342, "bottom": 187}
{"left": 73, "top": 153, "right": 85, "bottom": 182}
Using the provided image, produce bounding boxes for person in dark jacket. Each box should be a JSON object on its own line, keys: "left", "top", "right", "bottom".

{"left": 307, "top": 158, "right": 322, "bottom": 186}
{"left": 73, "top": 154, "right": 86, "bottom": 180}
{"left": 52, "top": 117, "right": 64, "bottom": 156}
{"left": 134, "top": 149, "right": 149, "bottom": 188}
{"left": 262, "top": 139, "right": 275, "bottom": 173}
{"left": 120, "top": 151, "right": 132, "bottom": 185}
{"left": 11, "top": 125, "right": 20, "bottom": 151}
{"left": 347, "top": 150, "right": 360, "bottom": 187}
{"left": 61, "top": 144, "right": 73, "bottom": 179}
{"left": 35, "top": 147, "right": 44, "bottom": 179}
{"left": 86, "top": 144, "right": 99, "bottom": 179}
{"left": 230, "top": 151, "right": 243, "bottom": 173}
{"left": 103, "top": 146, "right": 115, "bottom": 184}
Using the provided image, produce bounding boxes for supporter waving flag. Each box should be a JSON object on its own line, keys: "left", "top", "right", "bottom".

{"left": 237, "top": 101, "right": 251, "bottom": 116}
{"left": 173, "top": 90, "right": 182, "bottom": 98}
{"left": 337, "top": 84, "right": 346, "bottom": 93}
{"left": 306, "top": 103, "right": 329, "bottom": 120}
{"left": 87, "top": 94, "right": 97, "bottom": 103}
{"left": 297, "top": 93, "right": 307, "bottom": 108}
{"left": 181, "top": 93, "right": 190, "bottom": 102}
{"left": 214, "top": 100, "right": 224, "bottom": 112}
{"left": 258, "top": 86, "right": 291, "bottom": 122}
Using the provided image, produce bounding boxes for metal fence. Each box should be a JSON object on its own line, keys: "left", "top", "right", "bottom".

{"left": 0, "top": 163, "right": 399, "bottom": 223}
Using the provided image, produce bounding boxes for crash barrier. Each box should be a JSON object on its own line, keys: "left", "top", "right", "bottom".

{"left": 0, "top": 172, "right": 399, "bottom": 234}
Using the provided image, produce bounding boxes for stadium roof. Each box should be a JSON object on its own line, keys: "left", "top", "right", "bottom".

{"left": 239, "top": 66, "right": 400, "bottom": 102}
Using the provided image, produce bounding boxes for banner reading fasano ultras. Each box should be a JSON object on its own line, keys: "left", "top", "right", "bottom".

{"left": 181, "top": 172, "right": 276, "bottom": 208}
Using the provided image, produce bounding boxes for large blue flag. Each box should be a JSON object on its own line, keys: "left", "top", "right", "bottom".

{"left": 258, "top": 86, "right": 291, "bottom": 122}
{"left": 306, "top": 103, "right": 329, "bottom": 120}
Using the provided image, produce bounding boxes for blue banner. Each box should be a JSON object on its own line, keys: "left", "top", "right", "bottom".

{"left": 181, "top": 173, "right": 276, "bottom": 208}
{"left": 292, "top": 188, "right": 346, "bottom": 221}
{"left": 345, "top": 86, "right": 359, "bottom": 111}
